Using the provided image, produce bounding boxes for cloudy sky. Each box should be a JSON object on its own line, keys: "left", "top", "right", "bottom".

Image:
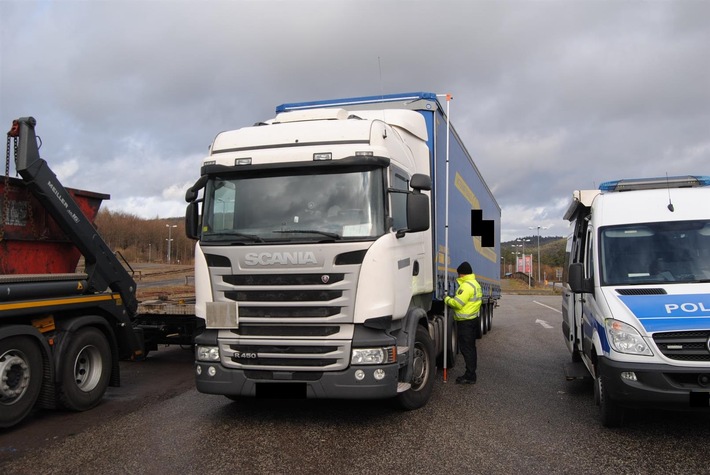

{"left": 2, "top": 0, "right": 709, "bottom": 242}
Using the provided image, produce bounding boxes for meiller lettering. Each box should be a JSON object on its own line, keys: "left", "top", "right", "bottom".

{"left": 244, "top": 251, "right": 318, "bottom": 266}
{"left": 665, "top": 302, "right": 710, "bottom": 314}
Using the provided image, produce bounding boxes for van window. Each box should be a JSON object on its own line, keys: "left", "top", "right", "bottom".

{"left": 600, "top": 220, "right": 710, "bottom": 285}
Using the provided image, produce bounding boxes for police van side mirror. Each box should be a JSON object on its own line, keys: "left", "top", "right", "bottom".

{"left": 568, "top": 263, "right": 593, "bottom": 293}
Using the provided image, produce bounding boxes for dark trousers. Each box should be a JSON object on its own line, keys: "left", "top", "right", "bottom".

{"left": 457, "top": 318, "right": 478, "bottom": 380}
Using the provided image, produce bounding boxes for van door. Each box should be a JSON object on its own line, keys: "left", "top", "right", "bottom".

{"left": 563, "top": 215, "right": 588, "bottom": 359}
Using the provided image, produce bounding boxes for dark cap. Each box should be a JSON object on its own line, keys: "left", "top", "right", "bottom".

{"left": 457, "top": 261, "right": 472, "bottom": 275}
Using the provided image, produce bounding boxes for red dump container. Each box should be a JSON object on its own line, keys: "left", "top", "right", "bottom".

{"left": 0, "top": 176, "right": 109, "bottom": 274}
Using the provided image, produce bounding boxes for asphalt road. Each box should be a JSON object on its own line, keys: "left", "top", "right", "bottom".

{"left": 2, "top": 295, "right": 709, "bottom": 474}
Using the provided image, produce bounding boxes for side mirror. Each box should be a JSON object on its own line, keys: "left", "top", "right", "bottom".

{"left": 410, "top": 173, "right": 431, "bottom": 191}
{"left": 185, "top": 175, "right": 209, "bottom": 203}
{"left": 185, "top": 201, "right": 200, "bottom": 240}
{"left": 406, "top": 192, "right": 430, "bottom": 233}
{"left": 568, "top": 262, "right": 593, "bottom": 293}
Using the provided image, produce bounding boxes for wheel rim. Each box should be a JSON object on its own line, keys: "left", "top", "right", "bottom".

{"left": 73, "top": 344, "right": 103, "bottom": 392}
{"left": 411, "top": 343, "right": 430, "bottom": 390}
{"left": 0, "top": 350, "right": 31, "bottom": 403}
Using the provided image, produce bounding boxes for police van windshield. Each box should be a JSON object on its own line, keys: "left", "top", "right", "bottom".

{"left": 600, "top": 220, "right": 710, "bottom": 285}
{"left": 201, "top": 168, "right": 385, "bottom": 243}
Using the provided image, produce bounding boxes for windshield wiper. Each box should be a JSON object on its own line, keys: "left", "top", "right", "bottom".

{"left": 273, "top": 229, "right": 341, "bottom": 240}
{"left": 206, "top": 231, "right": 264, "bottom": 243}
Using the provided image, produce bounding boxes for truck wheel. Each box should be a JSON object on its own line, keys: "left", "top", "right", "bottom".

{"left": 594, "top": 370, "right": 624, "bottom": 428}
{"left": 486, "top": 304, "right": 493, "bottom": 332}
{"left": 436, "top": 318, "right": 457, "bottom": 369}
{"left": 58, "top": 327, "right": 111, "bottom": 412}
{"left": 483, "top": 305, "right": 490, "bottom": 334}
{"left": 477, "top": 314, "right": 484, "bottom": 339}
{"left": 397, "top": 325, "right": 435, "bottom": 410}
{"left": 0, "top": 337, "right": 43, "bottom": 428}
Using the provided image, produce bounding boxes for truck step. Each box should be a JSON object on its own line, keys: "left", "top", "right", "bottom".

{"left": 397, "top": 382, "right": 412, "bottom": 393}
{"left": 564, "top": 362, "right": 589, "bottom": 381}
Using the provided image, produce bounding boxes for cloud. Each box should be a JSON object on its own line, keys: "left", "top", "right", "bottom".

{"left": 2, "top": 0, "right": 709, "bottom": 243}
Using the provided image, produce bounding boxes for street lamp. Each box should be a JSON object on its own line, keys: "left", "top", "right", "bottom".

{"left": 529, "top": 225, "right": 549, "bottom": 284}
{"left": 166, "top": 224, "right": 177, "bottom": 264}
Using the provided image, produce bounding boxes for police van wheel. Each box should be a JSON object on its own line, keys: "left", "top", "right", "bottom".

{"left": 594, "top": 370, "right": 624, "bottom": 428}
{"left": 397, "top": 326, "right": 435, "bottom": 410}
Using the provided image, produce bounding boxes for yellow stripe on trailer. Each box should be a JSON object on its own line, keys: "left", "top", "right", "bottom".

{"left": 0, "top": 293, "right": 121, "bottom": 312}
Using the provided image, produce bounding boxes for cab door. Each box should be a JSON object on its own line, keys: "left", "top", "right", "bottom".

{"left": 563, "top": 215, "right": 588, "bottom": 358}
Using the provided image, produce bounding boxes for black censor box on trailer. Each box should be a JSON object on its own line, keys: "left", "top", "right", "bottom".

{"left": 471, "top": 209, "right": 494, "bottom": 247}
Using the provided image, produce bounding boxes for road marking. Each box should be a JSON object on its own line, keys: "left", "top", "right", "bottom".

{"left": 535, "top": 319, "right": 554, "bottom": 329}
{"left": 534, "top": 300, "right": 562, "bottom": 313}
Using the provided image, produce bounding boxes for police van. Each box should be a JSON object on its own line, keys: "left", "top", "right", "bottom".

{"left": 562, "top": 175, "right": 710, "bottom": 426}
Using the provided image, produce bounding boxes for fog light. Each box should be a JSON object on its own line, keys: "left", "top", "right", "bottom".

{"left": 196, "top": 365, "right": 202, "bottom": 376}
{"left": 208, "top": 366, "right": 217, "bottom": 377}
{"left": 621, "top": 371, "right": 637, "bottom": 381}
{"left": 373, "top": 369, "right": 386, "bottom": 381}
{"left": 354, "top": 369, "right": 365, "bottom": 381}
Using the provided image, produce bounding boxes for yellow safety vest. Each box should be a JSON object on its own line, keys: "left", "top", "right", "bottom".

{"left": 444, "top": 274, "right": 483, "bottom": 321}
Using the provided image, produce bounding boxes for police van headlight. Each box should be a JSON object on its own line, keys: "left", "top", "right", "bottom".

{"left": 351, "top": 347, "right": 396, "bottom": 365}
{"left": 605, "top": 320, "right": 653, "bottom": 356}
{"left": 196, "top": 345, "right": 220, "bottom": 361}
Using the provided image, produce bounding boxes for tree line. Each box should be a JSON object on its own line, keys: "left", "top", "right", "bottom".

{"left": 95, "top": 209, "right": 193, "bottom": 265}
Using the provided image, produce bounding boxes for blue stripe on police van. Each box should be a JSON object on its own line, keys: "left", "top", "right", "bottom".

{"left": 618, "top": 294, "right": 710, "bottom": 333}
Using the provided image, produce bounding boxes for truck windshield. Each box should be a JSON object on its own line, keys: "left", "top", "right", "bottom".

{"left": 600, "top": 220, "right": 710, "bottom": 285}
{"left": 201, "top": 168, "right": 385, "bottom": 243}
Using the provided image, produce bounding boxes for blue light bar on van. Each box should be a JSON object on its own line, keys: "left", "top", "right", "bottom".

{"left": 599, "top": 175, "right": 710, "bottom": 192}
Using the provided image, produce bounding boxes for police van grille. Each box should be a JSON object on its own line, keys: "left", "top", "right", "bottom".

{"left": 653, "top": 330, "right": 710, "bottom": 361}
{"left": 615, "top": 288, "right": 667, "bottom": 295}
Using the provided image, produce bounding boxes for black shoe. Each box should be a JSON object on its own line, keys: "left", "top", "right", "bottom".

{"left": 455, "top": 376, "right": 476, "bottom": 384}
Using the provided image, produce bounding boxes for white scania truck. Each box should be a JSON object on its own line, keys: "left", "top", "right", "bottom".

{"left": 186, "top": 92, "right": 501, "bottom": 409}
{"left": 563, "top": 175, "right": 710, "bottom": 426}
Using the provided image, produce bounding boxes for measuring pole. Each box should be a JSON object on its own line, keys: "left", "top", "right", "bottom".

{"left": 437, "top": 93, "right": 452, "bottom": 382}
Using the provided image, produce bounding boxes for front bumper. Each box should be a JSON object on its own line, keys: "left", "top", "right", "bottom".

{"left": 195, "top": 362, "right": 399, "bottom": 400}
{"left": 599, "top": 357, "right": 710, "bottom": 410}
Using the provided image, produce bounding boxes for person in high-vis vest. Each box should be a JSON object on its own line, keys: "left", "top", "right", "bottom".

{"left": 444, "top": 261, "right": 483, "bottom": 384}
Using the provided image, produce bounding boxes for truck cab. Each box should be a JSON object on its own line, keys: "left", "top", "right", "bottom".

{"left": 563, "top": 176, "right": 710, "bottom": 426}
{"left": 186, "top": 106, "right": 439, "bottom": 408}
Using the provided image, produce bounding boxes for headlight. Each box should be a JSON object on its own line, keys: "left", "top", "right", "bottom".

{"left": 196, "top": 345, "right": 220, "bottom": 361}
{"left": 605, "top": 320, "right": 653, "bottom": 356}
{"left": 351, "top": 347, "right": 396, "bottom": 365}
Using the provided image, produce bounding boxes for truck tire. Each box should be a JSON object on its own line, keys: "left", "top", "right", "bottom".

{"left": 486, "top": 303, "right": 493, "bottom": 332}
{"left": 57, "top": 327, "right": 111, "bottom": 412}
{"left": 0, "top": 336, "right": 43, "bottom": 428}
{"left": 482, "top": 304, "right": 490, "bottom": 334}
{"left": 397, "top": 325, "right": 435, "bottom": 410}
{"left": 594, "top": 369, "right": 624, "bottom": 428}
{"left": 477, "top": 313, "right": 484, "bottom": 339}
{"left": 436, "top": 318, "right": 457, "bottom": 369}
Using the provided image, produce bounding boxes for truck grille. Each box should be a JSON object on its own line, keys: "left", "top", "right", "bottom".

{"left": 219, "top": 337, "right": 350, "bottom": 371}
{"left": 216, "top": 271, "right": 352, "bottom": 323}
{"left": 208, "top": 246, "right": 364, "bottom": 371}
{"left": 653, "top": 330, "right": 710, "bottom": 361}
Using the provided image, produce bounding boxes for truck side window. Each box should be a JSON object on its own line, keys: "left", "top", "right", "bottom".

{"left": 389, "top": 168, "right": 409, "bottom": 230}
